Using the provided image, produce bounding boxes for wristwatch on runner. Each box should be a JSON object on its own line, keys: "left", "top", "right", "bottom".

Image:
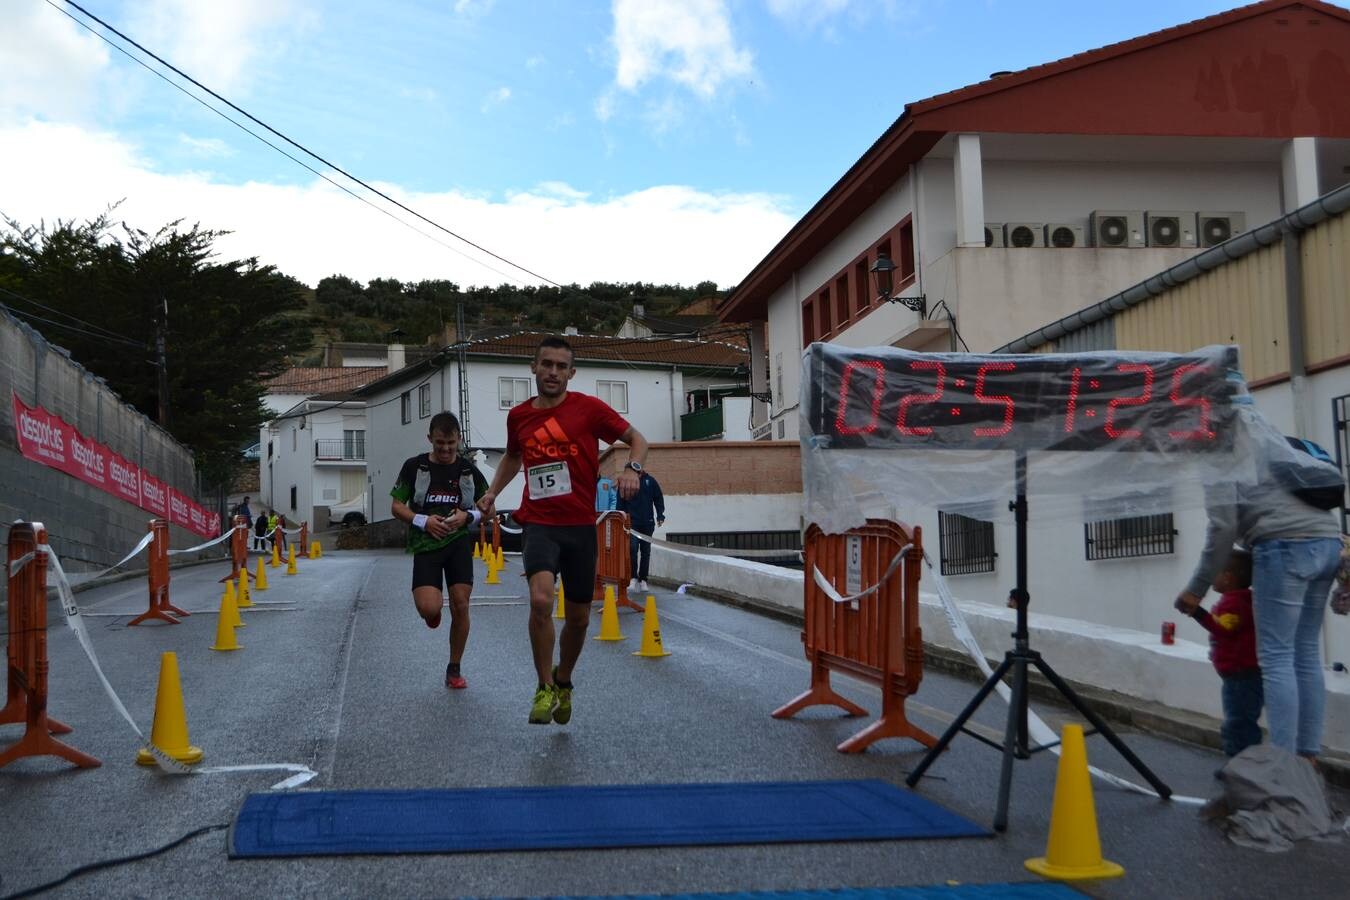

{"left": 624, "top": 461, "right": 643, "bottom": 473}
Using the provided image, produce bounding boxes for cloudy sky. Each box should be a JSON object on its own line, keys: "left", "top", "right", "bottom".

{"left": 1, "top": 0, "right": 1236, "bottom": 289}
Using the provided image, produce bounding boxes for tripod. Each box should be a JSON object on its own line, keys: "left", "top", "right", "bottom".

{"left": 905, "top": 453, "right": 1172, "bottom": 831}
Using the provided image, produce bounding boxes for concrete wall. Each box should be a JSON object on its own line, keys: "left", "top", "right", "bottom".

{"left": 645, "top": 547, "right": 1350, "bottom": 756}
{"left": 0, "top": 310, "right": 209, "bottom": 588}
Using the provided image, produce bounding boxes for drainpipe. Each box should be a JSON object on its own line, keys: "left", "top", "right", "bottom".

{"left": 670, "top": 366, "right": 679, "bottom": 441}
{"left": 1283, "top": 230, "right": 1310, "bottom": 439}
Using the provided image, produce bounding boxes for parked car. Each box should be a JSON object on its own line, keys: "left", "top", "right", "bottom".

{"left": 327, "top": 494, "right": 368, "bottom": 527}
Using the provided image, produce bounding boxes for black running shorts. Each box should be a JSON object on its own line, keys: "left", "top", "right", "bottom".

{"left": 411, "top": 537, "right": 474, "bottom": 591}
{"left": 521, "top": 524, "right": 597, "bottom": 604}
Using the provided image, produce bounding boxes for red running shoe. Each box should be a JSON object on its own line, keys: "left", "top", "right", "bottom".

{"left": 445, "top": 664, "right": 467, "bottom": 689}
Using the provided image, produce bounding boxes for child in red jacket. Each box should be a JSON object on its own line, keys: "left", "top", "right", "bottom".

{"left": 1183, "top": 549, "right": 1263, "bottom": 757}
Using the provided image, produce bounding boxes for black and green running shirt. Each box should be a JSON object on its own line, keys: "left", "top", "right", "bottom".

{"left": 390, "top": 453, "right": 489, "bottom": 554}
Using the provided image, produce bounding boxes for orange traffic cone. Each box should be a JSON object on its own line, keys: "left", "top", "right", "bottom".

{"left": 285, "top": 544, "right": 298, "bottom": 575}
{"left": 634, "top": 595, "right": 670, "bottom": 657}
{"left": 136, "top": 652, "right": 204, "bottom": 765}
{"left": 1025, "top": 724, "right": 1125, "bottom": 881}
{"left": 594, "top": 584, "right": 624, "bottom": 641}
{"left": 554, "top": 581, "right": 565, "bottom": 619}
{"left": 236, "top": 570, "right": 253, "bottom": 609}
{"left": 254, "top": 556, "right": 268, "bottom": 590}
{"left": 211, "top": 592, "right": 242, "bottom": 651}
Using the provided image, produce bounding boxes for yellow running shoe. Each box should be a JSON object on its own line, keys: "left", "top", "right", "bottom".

{"left": 528, "top": 684, "right": 557, "bottom": 724}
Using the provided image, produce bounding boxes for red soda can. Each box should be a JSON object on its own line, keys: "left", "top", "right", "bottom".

{"left": 1161, "top": 621, "right": 1176, "bottom": 645}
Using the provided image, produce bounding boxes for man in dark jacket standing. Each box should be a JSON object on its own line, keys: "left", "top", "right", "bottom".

{"left": 618, "top": 469, "right": 665, "bottom": 592}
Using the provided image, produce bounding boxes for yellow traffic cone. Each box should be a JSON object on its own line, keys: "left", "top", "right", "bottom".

{"left": 211, "top": 592, "right": 243, "bottom": 651}
{"left": 308, "top": 540, "right": 318, "bottom": 560}
{"left": 554, "top": 581, "right": 565, "bottom": 619}
{"left": 222, "top": 579, "right": 237, "bottom": 608}
{"left": 495, "top": 546, "right": 504, "bottom": 570}
{"left": 1025, "top": 724, "right": 1124, "bottom": 881}
{"left": 136, "top": 652, "right": 204, "bottom": 766}
{"left": 633, "top": 595, "right": 670, "bottom": 657}
{"left": 237, "top": 570, "right": 253, "bottom": 609}
{"left": 286, "top": 544, "right": 298, "bottom": 575}
{"left": 473, "top": 541, "right": 481, "bottom": 560}
{"left": 485, "top": 555, "right": 501, "bottom": 585}
{"left": 315, "top": 541, "right": 323, "bottom": 559}
{"left": 594, "top": 584, "right": 624, "bottom": 641}
{"left": 254, "top": 556, "right": 269, "bottom": 590}
{"left": 270, "top": 543, "right": 281, "bottom": 568}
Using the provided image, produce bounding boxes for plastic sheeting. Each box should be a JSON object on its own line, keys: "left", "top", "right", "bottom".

{"left": 801, "top": 343, "right": 1267, "bottom": 533}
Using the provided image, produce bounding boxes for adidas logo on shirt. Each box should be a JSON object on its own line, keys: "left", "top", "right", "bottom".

{"left": 523, "top": 417, "right": 580, "bottom": 460}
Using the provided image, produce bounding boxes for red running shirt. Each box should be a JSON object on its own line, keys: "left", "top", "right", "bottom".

{"left": 506, "top": 392, "right": 631, "bottom": 526}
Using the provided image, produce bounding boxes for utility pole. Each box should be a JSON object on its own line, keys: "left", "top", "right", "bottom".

{"left": 456, "top": 302, "right": 471, "bottom": 447}
{"left": 156, "top": 296, "right": 170, "bottom": 427}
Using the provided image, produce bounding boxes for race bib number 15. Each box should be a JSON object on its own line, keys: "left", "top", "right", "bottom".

{"left": 527, "top": 461, "right": 572, "bottom": 499}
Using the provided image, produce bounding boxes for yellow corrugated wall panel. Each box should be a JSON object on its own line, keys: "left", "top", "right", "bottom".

{"left": 1114, "top": 243, "right": 1289, "bottom": 382}
{"left": 1302, "top": 214, "right": 1350, "bottom": 367}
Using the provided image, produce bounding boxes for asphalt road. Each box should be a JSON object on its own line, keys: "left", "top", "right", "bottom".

{"left": 1, "top": 547, "right": 1347, "bottom": 898}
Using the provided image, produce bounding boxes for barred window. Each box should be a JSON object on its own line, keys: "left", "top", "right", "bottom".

{"left": 1085, "top": 514, "right": 1176, "bottom": 560}
{"left": 938, "top": 511, "right": 996, "bottom": 575}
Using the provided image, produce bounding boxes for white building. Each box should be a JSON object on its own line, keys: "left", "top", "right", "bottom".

{"left": 719, "top": 0, "right": 1350, "bottom": 444}
{"left": 258, "top": 367, "right": 386, "bottom": 527}
{"left": 354, "top": 332, "right": 749, "bottom": 521}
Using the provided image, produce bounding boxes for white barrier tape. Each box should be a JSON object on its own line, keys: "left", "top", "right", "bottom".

{"left": 496, "top": 520, "right": 523, "bottom": 534}
{"left": 630, "top": 529, "right": 805, "bottom": 561}
{"left": 280, "top": 526, "right": 302, "bottom": 535}
{"left": 811, "top": 551, "right": 907, "bottom": 606}
{"left": 9, "top": 530, "right": 154, "bottom": 581}
{"left": 9, "top": 550, "right": 36, "bottom": 576}
{"left": 919, "top": 551, "right": 1205, "bottom": 806}
{"left": 167, "top": 526, "right": 239, "bottom": 556}
{"left": 37, "top": 542, "right": 317, "bottom": 791}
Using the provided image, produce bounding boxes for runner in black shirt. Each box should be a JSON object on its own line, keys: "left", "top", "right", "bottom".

{"left": 391, "top": 412, "right": 488, "bottom": 689}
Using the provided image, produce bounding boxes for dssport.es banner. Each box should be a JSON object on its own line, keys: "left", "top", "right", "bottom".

{"left": 12, "top": 392, "right": 221, "bottom": 538}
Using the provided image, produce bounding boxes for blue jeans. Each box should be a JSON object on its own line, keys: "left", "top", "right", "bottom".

{"left": 1219, "top": 670, "right": 1264, "bottom": 757}
{"left": 1251, "top": 537, "right": 1342, "bottom": 756}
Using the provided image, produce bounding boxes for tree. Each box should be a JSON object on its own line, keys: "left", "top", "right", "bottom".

{"left": 2, "top": 213, "right": 313, "bottom": 488}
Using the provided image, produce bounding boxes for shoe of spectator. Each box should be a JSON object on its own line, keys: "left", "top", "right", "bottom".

{"left": 638, "top": 580, "right": 649, "bottom": 592}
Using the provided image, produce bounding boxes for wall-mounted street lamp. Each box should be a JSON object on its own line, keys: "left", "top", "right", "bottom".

{"left": 869, "top": 251, "right": 925, "bottom": 316}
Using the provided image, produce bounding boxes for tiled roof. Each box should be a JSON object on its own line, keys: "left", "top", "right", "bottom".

{"left": 908, "top": 0, "right": 1350, "bottom": 115}
{"left": 266, "top": 367, "right": 387, "bottom": 395}
{"left": 466, "top": 332, "right": 748, "bottom": 368}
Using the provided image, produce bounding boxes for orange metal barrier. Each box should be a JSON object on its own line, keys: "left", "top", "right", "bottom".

{"left": 0, "top": 522, "right": 100, "bottom": 769}
{"left": 593, "top": 510, "right": 637, "bottom": 610}
{"left": 220, "top": 515, "right": 250, "bottom": 584}
{"left": 491, "top": 517, "right": 502, "bottom": 556}
{"left": 129, "top": 519, "right": 189, "bottom": 626}
{"left": 772, "top": 519, "right": 936, "bottom": 754}
{"left": 299, "top": 522, "right": 309, "bottom": 554}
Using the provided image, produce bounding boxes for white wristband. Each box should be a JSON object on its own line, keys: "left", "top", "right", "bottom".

{"left": 465, "top": 509, "right": 483, "bottom": 528}
{"left": 412, "top": 514, "right": 429, "bottom": 530}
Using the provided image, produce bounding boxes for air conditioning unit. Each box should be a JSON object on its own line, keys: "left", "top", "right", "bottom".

{"left": 1089, "top": 210, "right": 1145, "bottom": 248}
{"left": 1044, "top": 223, "right": 1085, "bottom": 248}
{"left": 1197, "top": 211, "right": 1247, "bottom": 247}
{"left": 1004, "top": 222, "right": 1045, "bottom": 248}
{"left": 1145, "top": 211, "right": 1197, "bottom": 248}
{"left": 984, "top": 223, "right": 1005, "bottom": 248}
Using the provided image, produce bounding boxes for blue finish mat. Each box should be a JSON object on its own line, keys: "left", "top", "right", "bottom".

{"left": 556, "top": 887, "right": 1082, "bottom": 899}
{"left": 229, "top": 779, "right": 987, "bottom": 858}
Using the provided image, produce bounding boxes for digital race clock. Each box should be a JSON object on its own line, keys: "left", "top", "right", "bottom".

{"left": 805, "top": 344, "right": 1241, "bottom": 454}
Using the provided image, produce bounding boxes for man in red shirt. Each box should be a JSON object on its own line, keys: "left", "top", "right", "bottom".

{"left": 478, "top": 336, "right": 648, "bottom": 725}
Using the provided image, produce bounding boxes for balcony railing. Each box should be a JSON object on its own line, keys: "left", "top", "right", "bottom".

{"left": 315, "top": 439, "right": 365, "bottom": 461}
{"left": 680, "top": 405, "right": 724, "bottom": 441}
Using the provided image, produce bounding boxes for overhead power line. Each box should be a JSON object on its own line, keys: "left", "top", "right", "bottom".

{"left": 51, "top": 0, "right": 561, "bottom": 288}
{"left": 0, "top": 284, "right": 146, "bottom": 345}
